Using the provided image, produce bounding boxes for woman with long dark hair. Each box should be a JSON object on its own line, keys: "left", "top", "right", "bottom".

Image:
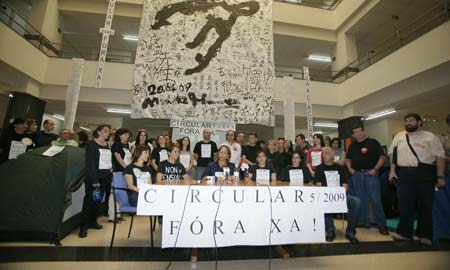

{"left": 124, "top": 144, "right": 151, "bottom": 207}
{"left": 178, "top": 136, "right": 194, "bottom": 177}
{"left": 306, "top": 133, "right": 325, "bottom": 176}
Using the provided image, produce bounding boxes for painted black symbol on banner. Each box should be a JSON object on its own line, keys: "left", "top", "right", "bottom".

{"left": 151, "top": 0, "right": 260, "bottom": 75}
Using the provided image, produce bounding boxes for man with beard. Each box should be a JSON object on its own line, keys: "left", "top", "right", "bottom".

{"left": 389, "top": 113, "right": 446, "bottom": 246}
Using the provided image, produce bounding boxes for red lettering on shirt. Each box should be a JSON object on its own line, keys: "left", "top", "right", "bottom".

{"left": 413, "top": 143, "right": 425, "bottom": 149}
{"left": 233, "top": 146, "right": 237, "bottom": 151}
{"left": 361, "top": 147, "right": 368, "bottom": 154}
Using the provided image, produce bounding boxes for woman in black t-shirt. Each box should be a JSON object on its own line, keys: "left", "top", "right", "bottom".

{"left": 246, "top": 150, "right": 277, "bottom": 182}
{"left": 279, "top": 152, "right": 313, "bottom": 184}
{"left": 124, "top": 144, "right": 151, "bottom": 207}
{"left": 79, "top": 124, "right": 112, "bottom": 238}
{"left": 156, "top": 143, "right": 190, "bottom": 183}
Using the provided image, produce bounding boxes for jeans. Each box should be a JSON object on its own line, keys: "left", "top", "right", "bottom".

{"left": 397, "top": 167, "right": 435, "bottom": 239}
{"left": 350, "top": 172, "right": 387, "bottom": 227}
{"left": 325, "top": 195, "right": 361, "bottom": 236}
{"left": 128, "top": 192, "right": 138, "bottom": 207}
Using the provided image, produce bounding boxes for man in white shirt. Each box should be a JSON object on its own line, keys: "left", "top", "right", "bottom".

{"left": 389, "top": 113, "right": 446, "bottom": 246}
{"left": 221, "top": 130, "right": 241, "bottom": 166}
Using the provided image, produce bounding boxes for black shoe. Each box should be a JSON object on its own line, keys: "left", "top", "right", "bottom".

{"left": 326, "top": 233, "right": 335, "bottom": 242}
{"left": 357, "top": 224, "right": 371, "bottom": 228}
{"left": 108, "top": 219, "right": 121, "bottom": 224}
{"left": 79, "top": 227, "right": 87, "bottom": 238}
{"left": 88, "top": 223, "right": 103, "bottom": 230}
{"left": 378, "top": 226, "right": 389, "bottom": 236}
{"left": 345, "top": 234, "right": 359, "bottom": 244}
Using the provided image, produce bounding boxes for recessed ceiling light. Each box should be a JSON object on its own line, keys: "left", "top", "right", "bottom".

{"left": 123, "top": 35, "right": 139, "bottom": 41}
{"left": 365, "top": 109, "right": 396, "bottom": 120}
{"left": 314, "top": 122, "right": 338, "bottom": 128}
{"left": 107, "top": 108, "right": 131, "bottom": 114}
{"left": 52, "top": 114, "right": 65, "bottom": 121}
{"left": 308, "top": 55, "right": 332, "bottom": 62}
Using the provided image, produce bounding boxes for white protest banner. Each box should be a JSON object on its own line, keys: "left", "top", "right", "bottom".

{"left": 138, "top": 185, "right": 347, "bottom": 248}
{"left": 95, "top": 0, "right": 116, "bottom": 88}
{"left": 170, "top": 119, "right": 235, "bottom": 146}
{"left": 303, "top": 66, "right": 314, "bottom": 142}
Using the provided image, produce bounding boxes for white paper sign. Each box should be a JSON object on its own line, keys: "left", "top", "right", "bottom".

{"left": 8, "top": 141, "right": 27, "bottom": 160}
{"left": 159, "top": 149, "right": 168, "bottom": 162}
{"left": 137, "top": 172, "right": 151, "bottom": 188}
{"left": 42, "top": 146, "right": 65, "bottom": 157}
{"left": 179, "top": 153, "right": 191, "bottom": 168}
{"left": 123, "top": 148, "right": 132, "bottom": 165}
{"left": 333, "top": 155, "right": 340, "bottom": 162}
{"left": 99, "top": 149, "right": 112, "bottom": 169}
{"left": 256, "top": 169, "right": 270, "bottom": 185}
{"left": 324, "top": 171, "right": 340, "bottom": 187}
{"left": 311, "top": 151, "right": 322, "bottom": 166}
{"left": 289, "top": 169, "right": 304, "bottom": 186}
{"left": 137, "top": 185, "right": 347, "bottom": 248}
{"left": 201, "top": 144, "right": 211, "bottom": 158}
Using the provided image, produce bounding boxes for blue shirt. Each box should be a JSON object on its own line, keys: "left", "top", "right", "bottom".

{"left": 201, "top": 162, "right": 236, "bottom": 179}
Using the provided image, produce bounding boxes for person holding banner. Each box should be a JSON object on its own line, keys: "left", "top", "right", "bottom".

{"left": 220, "top": 130, "right": 241, "bottom": 166}
{"left": 278, "top": 152, "right": 313, "bottom": 185}
{"left": 124, "top": 144, "right": 152, "bottom": 207}
{"left": 306, "top": 133, "right": 326, "bottom": 176}
{"left": 315, "top": 147, "right": 361, "bottom": 244}
{"left": 201, "top": 145, "right": 235, "bottom": 182}
{"left": 79, "top": 124, "right": 112, "bottom": 238}
{"left": 193, "top": 129, "right": 218, "bottom": 180}
{"left": 178, "top": 136, "right": 195, "bottom": 177}
{"left": 156, "top": 143, "right": 190, "bottom": 183}
{"left": 151, "top": 135, "right": 168, "bottom": 182}
{"left": 0, "top": 118, "right": 34, "bottom": 164}
{"left": 246, "top": 150, "right": 277, "bottom": 183}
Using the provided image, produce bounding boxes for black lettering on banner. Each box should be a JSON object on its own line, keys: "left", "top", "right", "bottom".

{"left": 233, "top": 189, "right": 244, "bottom": 203}
{"left": 190, "top": 189, "right": 201, "bottom": 203}
{"left": 170, "top": 189, "right": 175, "bottom": 203}
{"left": 170, "top": 220, "right": 179, "bottom": 235}
{"left": 295, "top": 190, "right": 304, "bottom": 202}
{"left": 142, "top": 97, "right": 159, "bottom": 109}
{"left": 214, "top": 220, "right": 224, "bottom": 235}
{"left": 309, "top": 192, "right": 315, "bottom": 203}
{"left": 212, "top": 189, "right": 224, "bottom": 203}
{"left": 270, "top": 219, "right": 281, "bottom": 233}
{"left": 256, "top": 190, "right": 265, "bottom": 203}
{"left": 143, "top": 189, "right": 157, "bottom": 203}
{"left": 190, "top": 217, "right": 204, "bottom": 235}
{"left": 233, "top": 220, "right": 246, "bottom": 234}
{"left": 290, "top": 219, "right": 301, "bottom": 232}
{"left": 274, "top": 190, "right": 285, "bottom": 203}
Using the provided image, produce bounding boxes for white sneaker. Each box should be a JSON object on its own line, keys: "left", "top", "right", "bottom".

{"left": 392, "top": 233, "right": 410, "bottom": 241}
{"left": 419, "top": 238, "right": 432, "bottom": 246}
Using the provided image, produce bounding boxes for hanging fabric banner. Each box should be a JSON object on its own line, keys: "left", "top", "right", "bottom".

{"left": 132, "top": 0, "right": 275, "bottom": 126}
{"left": 303, "top": 66, "right": 314, "bottom": 141}
{"left": 283, "top": 76, "right": 295, "bottom": 142}
{"left": 95, "top": 0, "right": 116, "bottom": 88}
{"left": 64, "top": 58, "right": 84, "bottom": 129}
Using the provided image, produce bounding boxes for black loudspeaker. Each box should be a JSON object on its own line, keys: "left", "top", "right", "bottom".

{"left": 338, "top": 116, "right": 364, "bottom": 139}
{"left": 2, "top": 92, "right": 46, "bottom": 131}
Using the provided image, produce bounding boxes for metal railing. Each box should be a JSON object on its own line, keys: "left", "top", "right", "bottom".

{"left": 1, "top": 0, "right": 449, "bottom": 84}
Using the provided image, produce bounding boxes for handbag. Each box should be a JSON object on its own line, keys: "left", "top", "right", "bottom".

{"left": 405, "top": 134, "right": 436, "bottom": 183}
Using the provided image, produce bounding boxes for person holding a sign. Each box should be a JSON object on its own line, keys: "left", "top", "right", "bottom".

{"left": 178, "top": 136, "right": 195, "bottom": 176}
{"left": 193, "top": 129, "right": 218, "bottom": 180}
{"left": 220, "top": 130, "right": 241, "bottom": 166}
{"left": 201, "top": 145, "right": 235, "bottom": 182}
{"left": 331, "top": 138, "right": 346, "bottom": 166}
{"left": 0, "top": 118, "right": 34, "bottom": 164}
{"left": 278, "top": 152, "right": 313, "bottom": 185}
{"left": 151, "top": 135, "right": 168, "bottom": 182}
{"left": 346, "top": 126, "right": 389, "bottom": 235}
{"left": 306, "top": 133, "right": 326, "bottom": 176}
{"left": 156, "top": 143, "right": 190, "bottom": 183}
{"left": 109, "top": 128, "right": 132, "bottom": 222}
{"left": 315, "top": 147, "right": 361, "bottom": 244}
{"left": 124, "top": 144, "right": 152, "bottom": 207}
{"left": 79, "top": 124, "right": 112, "bottom": 238}
{"left": 246, "top": 150, "right": 277, "bottom": 184}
